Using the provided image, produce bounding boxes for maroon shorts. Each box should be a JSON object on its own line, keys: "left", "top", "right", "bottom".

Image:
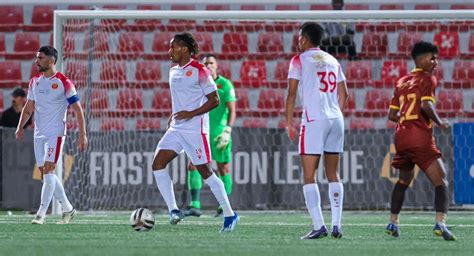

{"left": 391, "top": 144, "right": 442, "bottom": 171}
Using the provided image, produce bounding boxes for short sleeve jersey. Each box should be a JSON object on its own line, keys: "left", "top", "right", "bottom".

{"left": 209, "top": 75, "right": 236, "bottom": 135}
{"left": 288, "top": 48, "right": 346, "bottom": 123}
{"left": 27, "top": 72, "right": 79, "bottom": 138}
{"left": 168, "top": 59, "right": 217, "bottom": 134}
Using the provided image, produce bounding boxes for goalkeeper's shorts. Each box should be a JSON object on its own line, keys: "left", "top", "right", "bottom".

{"left": 210, "top": 133, "right": 232, "bottom": 164}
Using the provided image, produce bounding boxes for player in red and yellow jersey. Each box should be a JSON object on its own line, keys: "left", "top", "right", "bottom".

{"left": 385, "top": 41, "right": 455, "bottom": 241}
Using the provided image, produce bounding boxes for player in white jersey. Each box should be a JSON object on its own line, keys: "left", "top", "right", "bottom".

{"left": 285, "top": 22, "right": 349, "bottom": 239}
{"left": 151, "top": 33, "right": 238, "bottom": 232}
{"left": 15, "top": 46, "right": 88, "bottom": 225}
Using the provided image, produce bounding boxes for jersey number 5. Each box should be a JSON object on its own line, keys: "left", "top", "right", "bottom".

{"left": 317, "top": 71, "right": 337, "bottom": 93}
{"left": 398, "top": 93, "right": 418, "bottom": 123}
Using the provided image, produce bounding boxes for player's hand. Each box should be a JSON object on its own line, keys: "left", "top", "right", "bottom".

{"left": 15, "top": 127, "right": 24, "bottom": 140}
{"left": 174, "top": 111, "right": 194, "bottom": 121}
{"left": 214, "top": 126, "right": 232, "bottom": 150}
{"left": 286, "top": 124, "right": 298, "bottom": 142}
{"left": 440, "top": 119, "right": 450, "bottom": 129}
{"left": 78, "top": 133, "right": 88, "bottom": 151}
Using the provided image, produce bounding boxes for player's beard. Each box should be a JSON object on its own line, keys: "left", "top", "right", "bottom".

{"left": 38, "top": 65, "right": 48, "bottom": 72}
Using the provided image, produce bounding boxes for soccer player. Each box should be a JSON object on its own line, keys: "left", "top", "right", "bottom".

{"left": 286, "top": 22, "right": 349, "bottom": 239}
{"left": 386, "top": 41, "right": 456, "bottom": 241}
{"left": 184, "top": 54, "right": 237, "bottom": 218}
{"left": 15, "top": 46, "right": 87, "bottom": 225}
{"left": 151, "top": 33, "right": 239, "bottom": 232}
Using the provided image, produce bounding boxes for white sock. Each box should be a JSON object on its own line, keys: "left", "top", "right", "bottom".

{"left": 53, "top": 175, "right": 73, "bottom": 212}
{"left": 205, "top": 174, "right": 234, "bottom": 217}
{"left": 303, "top": 183, "right": 325, "bottom": 230}
{"left": 329, "top": 182, "right": 344, "bottom": 227}
{"left": 37, "top": 173, "right": 56, "bottom": 218}
{"left": 153, "top": 169, "right": 178, "bottom": 212}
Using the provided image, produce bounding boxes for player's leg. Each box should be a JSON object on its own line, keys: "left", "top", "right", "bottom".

{"left": 34, "top": 161, "right": 57, "bottom": 224}
{"left": 152, "top": 131, "right": 183, "bottom": 224}
{"left": 214, "top": 162, "right": 232, "bottom": 217}
{"left": 183, "top": 161, "right": 202, "bottom": 217}
{"left": 31, "top": 138, "right": 47, "bottom": 224}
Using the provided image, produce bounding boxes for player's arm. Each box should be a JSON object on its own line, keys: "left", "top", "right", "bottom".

{"left": 388, "top": 107, "right": 399, "bottom": 123}
{"left": 174, "top": 91, "right": 220, "bottom": 121}
{"left": 421, "top": 100, "right": 449, "bottom": 128}
{"left": 70, "top": 102, "right": 88, "bottom": 151}
{"left": 337, "top": 80, "right": 349, "bottom": 111}
{"left": 15, "top": 100, "right": 35, "bottom": 140}
{"left": 285, "top": 79, "right": 299, "bottom": 141}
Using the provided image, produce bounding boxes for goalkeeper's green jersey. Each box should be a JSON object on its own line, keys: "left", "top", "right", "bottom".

{"left": 209, "top": 75, "right": 236, "bottom": 136}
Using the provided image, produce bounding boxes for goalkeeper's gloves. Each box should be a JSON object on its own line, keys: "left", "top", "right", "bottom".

{"left": 214, "top": 126, "right": 232, "bottom": 150}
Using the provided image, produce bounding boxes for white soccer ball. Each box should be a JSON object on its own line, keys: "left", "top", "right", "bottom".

{"left": 129, "top": 208, "right": 155, "bottom": 232}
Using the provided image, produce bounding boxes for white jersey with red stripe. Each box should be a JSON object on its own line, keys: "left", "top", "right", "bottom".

{"left": 168, "top": 59, "right": 217, "bottom": 134}
{"left": 288, "top": 48, "right": 346, "bottom": 123}
{"left": 27, "top": 72, "right": 79, "bottom": 139}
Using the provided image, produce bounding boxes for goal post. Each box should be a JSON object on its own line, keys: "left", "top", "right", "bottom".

{"left": 52, "top": 9, "right": 474, "bottom": 212}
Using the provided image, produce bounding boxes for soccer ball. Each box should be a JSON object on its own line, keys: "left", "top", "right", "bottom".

{"left": 129, "top": 208, "right": 155, "bottom": 232}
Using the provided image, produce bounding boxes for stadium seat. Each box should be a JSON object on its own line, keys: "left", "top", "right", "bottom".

{"left": 242, "top": 118, "right": 268, "bottom": 128}
{"left": 437, "top": 90, "right": 464, "bottom": 117}
{"left": 360, "top": 32, "right": 388, "bottom": 58}
{"left": 234, "top": 89, "right": 250, "bottom": 117}
{"left": 255, "top": 33, "right": 284, "bottom": 59}
{"left": 270, "top": 60, "right": 289, "bottom": 88}
{"left": 345, "top": 60, "right": 373, "bottom": 88}
{"left": 291, "top": 34, "right": 299, "bottom": 53}
{"left": 114, "top": 89, "right": 143, "bottom": 117}
{"left": 84, "top": 89, "right": 110, "bottom": 117}
{"left": 0, "top": 6, "right": 24, "bottom": 31}
{"left": 64, "top": 5, "right": 92, "bottom": 32}
{"left": 220, "top": 33, "right": 248, "bottom": 60}
{"left": 349, "top": 119, "right": 375, "bottom": 130}
{"left": 217, "top": 60, "right": 232, "bottom": 80}
{"left": 166, "top": 5, "right": 196, "bottom": 31}
{"left": 379, "top": 4, "right": 404, "bottom": 10}
{"left": 390, "top": 32, "right": 423, "bottom": 58}
{"left": 150, "top": 32, "right": 174, "bottom": 60}
{"left": 415, "top": 4, "right": 439, "bottom": 10}
{"left": 5, "top": 33, "right": 40, "bottom": 60}
{"left": 310, "top": 5, "right": 332, "bottom": 10}
{"left": 344, "top": 91, "right": 357, "bottom": 117}
{"left": 0, "top": 34, "right": 5, "bottom": 58}
{"left": 267, "top": 5, "right": 300, "bottom": 32}
{"left": 0, "top": 92, "right": 4, "bottom": 111}
{"left": 66, "top": 62, "right": 88, "bottom": 84}
{"left": 199, "top": 5, "right": 231, "bottom": 32}
{"left": 49, "top": 33, "right": 75, "bottom": 53}
{"left": 128, "top": 5, "right": 161, "bottom": 31}
{"left": 135, "top": 61, "right": 162, "bottom": 87}
{"left": 100, "top": 5, "right": 127, "bottom": 30}
{"left": 100, "top": 118, "right": 125, "bottom": 131}
{"left": 238, "top": 61, "right": 267, "bottom": 88}
{"left": 376, "top": 60, "right": 407, "bottom": 88}
{"left": 345, "top": 4, "right": 369, "bottom": 10}
{"left": 194, "top": 33, "right": 214, "bottom": 53}
{"left": 136, "top": 118, "right": 161, "bottom": 131}
{"left": 433, "top": 32, "right": 460, "bottom": 58}
{"left": 450, "top": 4, "right": 474, "bottom": 9}
{"left": 83, "top": 32, "right": 110, "bottom": 57}
{"left": 231, "top": 5, "right": 265, "bottom": 32}
{"left": 0, "top": 61, "right": 22, "bottom": 88}
{"left": 100, "top": 61, "right": 126, "bottom": 84}
{"left": 461, "top": 33, "right": 474, "bottom": 59}
{"left": 24, "top": 5, "right": 55, "bottom": 32}
{"left": 30, "top": 62, "right": 39, "bottom": 79}
{"left": 256, "top": 89, "right": 285, "bottom": 117}
{"left": 359, "top": 89, "right": 392, "bottom": 117}
{"left": 146, "top": 90, "right": 172, "bottom": 117}
{"left": 450, "top": 60, "right": 474, "bottom": 88}
{"left": 117, "top": 32, "right": 144, "bottom": 58}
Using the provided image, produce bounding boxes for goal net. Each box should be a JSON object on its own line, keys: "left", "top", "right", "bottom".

{"left": 53, "top": 9, "right": 474, "bottom": 211}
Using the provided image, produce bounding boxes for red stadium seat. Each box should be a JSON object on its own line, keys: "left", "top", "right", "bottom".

{"left": 0, "top": 92, "right": 4, "bottom": 111}
{"left": 437, "top": 90, "right": 464, "bottom": 117}
{"left": 345, "top": 60, "right": 373, "bottom": 88}
{"left": 49, "top": 33, "right": 75, "bottom": 53}
{"left": 66, "top": 62, "right": 88, "bottom": 84}
{"left": 231, "top": 5, "right": 265, "bottom": 32}
{"left": 117, "top": 32, "right": 144, "bottom": 58}
{"left": 350, "top": 119, "right": 375, "bottom": 130}
{"left": 461, "top": 33, "right": 474, "bottom": 59}
{"left": 128, "top": 5, "right": 161, "bottom": 31}
{"left": 113, "top": 89, "right": 143, "bottom": 117}
{"left": 150, "top": 32, "right": 173, "bottom": 60}
{"left": 24, "top": 5, "right": 55, "bottom": 32}
{"left": 0, "top": 34, "right": 5, "bottom": 58}
{"left": 194, "top": 33, "right": 214, "bottom": 53}
{"left": 360, "top": 89, "right": 392, "bottom": 117}
{"left": 68, "top": 5, "right": 90, "bottom": 10}
{"left": 0, "top": 61, "right": 22, "bottom": 88}
{"left": 415, "top": 4, "right": 439, "bottom": 10}
{"left": 360, "top": 33, "right": 388, "bottom": 58}
{"left": 379, "top": 4, "right": 404, "bottom": 10}
{"left": 390, "top": 32, "right": 423, "bottom": 58}
{"left": 275, "top": 4, "right": 299, "bottom": 10}
{"left": 238, "top": 61, "right": 267, "bottom": 88}
{"left": 310, "top": 5, "right": 332, "bottom": 10}
{"left": 264, "top": 5, "right": 300, "bottom": 32}
{"left": 136, "top": 118, "right": 161, "bottom": 131}
{"left": 256, "top": 89, "right": 285, "bottom": 117}
{"left": 100, "top": 61, "right": 126, "bottom": 83}
{"left": 220, "top": 33, "right": 248, "bottom": 60}
{"left": 217, "top": 60, "right": 232, "bottom": 80}
{"left": 199, "top": 5, "right": 231, "bottom": 32}
{"left": 255, "top": 33, "right": 284, "bottom": 59}
{"left": 234, "top": 89, "right": 250, "bottom": 116}
{"left": 344, "top": 91, "right": 357, "bottom": 116}
{"left": 377, "top": 60, "right": 408, "bottom": 88}
{"left": 345, "top": 4, "right": 369, "bottom": 10}
{"left": 450, "top": 60, "right": 474, "bottom": 88}
{"left": 270, "top": 60, "right": 289, "bottom": 88}
{"left": 433, "top": 32, "right": 460, "bottom": 58}
{"left": 450, "top": 4, "right": 474, "bottom": 9}
{"left": 101, "top": 118, "right": 125, "bottom": 131}
{"left": 165, "top": 5, "right": 196, "bottom": 31}
{"left": 146, "top": 90, "right": 172, "bottom": 117}
{"left": 30, "top": 62, "right": 39, "bottom": 79}
{"left": 100, "top": 5, "right": 127, "bottom": 30}
{"left": 83, "top": 32, "right": 110, "bottom": 57}
{"left": 82, "top": 89, "right": 110, "bottom": 117}
{"left": 242, "top": 118, "right": 268, "bottom": 128}
{"left": 5, "top": 33, "right": 40, "bottom": 60}
{"left": 135, "top": 61, "right": 161, "bottom": 82}
{"left": 0, "top": 6, "right": 24, "bottom": 31}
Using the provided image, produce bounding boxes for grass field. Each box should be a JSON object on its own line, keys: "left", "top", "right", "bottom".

{"left": 0, "top": 211, "right": 472, "bottom": 256}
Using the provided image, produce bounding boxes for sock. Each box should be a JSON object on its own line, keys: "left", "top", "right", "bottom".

{"left": 219, "top": 173, "right": 233, "bottom": 196}
{"left": 390, "top": 182, "right": 409, "bottom": 214}
{"left": 153, "top": 169, "right": 178, "bottom": 212}
{"left": 187, "top": 170, "right": 202, "bottom": 209}
{"left": 204, "top": 174, "right": 234, "bottom": 217}
{"left": 434, "top": 185, "right": 448, "bottom": 214}
{"left": 53, "top": 175, "right": 73, "bottom": 212}
{"left": 329, "top": 182, "right": 344, "bottom": 227}
{"left": 303, "top": 183, "right": 325, "bottom": 230}
{"left": 37, "top": 173, "right": 56, "bottom": 218}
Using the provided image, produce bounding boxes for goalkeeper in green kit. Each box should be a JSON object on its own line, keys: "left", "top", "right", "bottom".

{"left": 184, "top": 54, "right": 237, "bottom": 217}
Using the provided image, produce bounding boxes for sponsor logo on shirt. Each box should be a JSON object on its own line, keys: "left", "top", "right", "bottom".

{"left": 186, "top": 70, "right": 193, "bottom": 77}
{"left": 52, "top": 84, "right": 59, "bottom": 89}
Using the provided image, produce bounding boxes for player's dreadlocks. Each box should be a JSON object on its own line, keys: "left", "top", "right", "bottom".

{"left": 174, "top": 32, "right": 200, "bottom": 55}
{"left": 411, "top": 41, "right": 438, "bottom": 60}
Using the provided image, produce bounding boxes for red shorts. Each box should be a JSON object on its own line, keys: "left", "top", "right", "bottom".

{"left": 391, "top": 144, "right": 442, "bottom": 171}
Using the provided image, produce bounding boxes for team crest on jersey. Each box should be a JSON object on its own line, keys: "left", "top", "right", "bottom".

{"left": 186, "top": 70, "right": 193, "bottom": 77}
{"left": 52, "top": 83, "right": 59, "bottom": 89}
{"left": 195, "top": 148, "right": 203, "bottom": 160}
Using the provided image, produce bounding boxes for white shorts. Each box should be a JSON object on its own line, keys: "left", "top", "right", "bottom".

{"left": 299, "top": 117, "right": 344, "bottom": 155}
{"left": 34, "top": 136, "right": 65, "bottom": 167}
{"left": 155, "top": 130, "right": 211, "bottom": 165}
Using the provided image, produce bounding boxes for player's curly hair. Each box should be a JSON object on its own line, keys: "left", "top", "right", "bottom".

{"left": 411, "top": 41, "right": 438, "bottom": 60}
{"left": 38, "top": 45, "right": 58, "bottom": 64}
{"left": 174, "top": 32, "right": 200, "bottom": 55}
{"left": 299, "top": 22, "right": 325, "bottom": 47}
